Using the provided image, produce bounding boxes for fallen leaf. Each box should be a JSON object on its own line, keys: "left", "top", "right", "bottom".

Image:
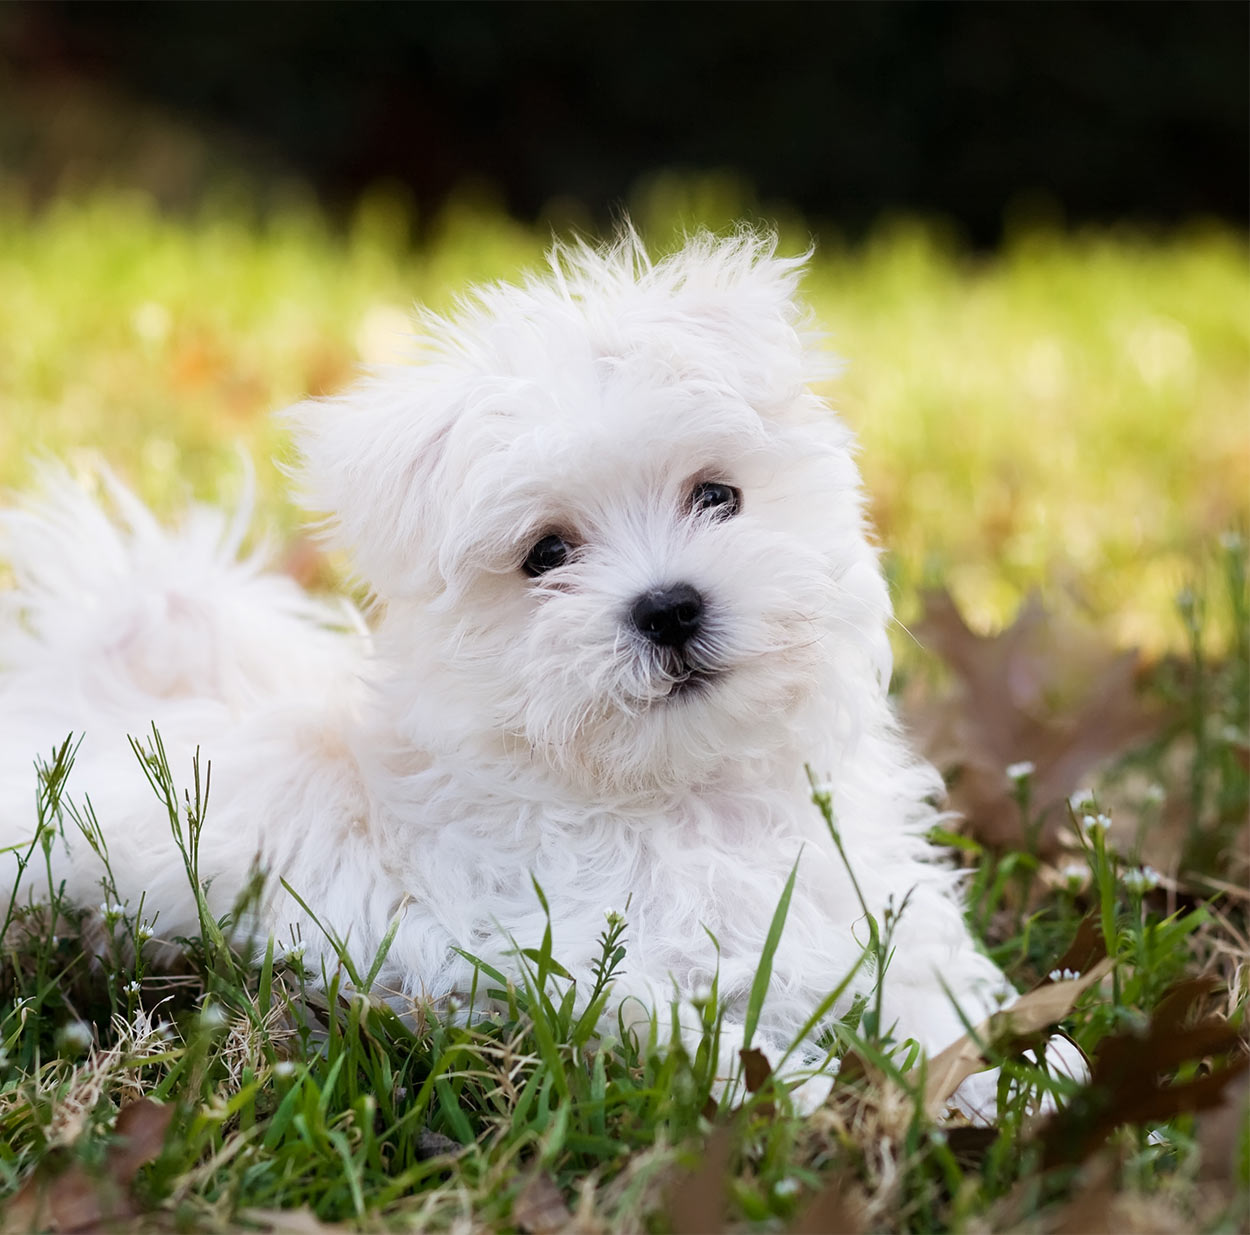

{"left": 663, "top": 1122, "right": 736, "bottom": 1235}
{"left": 513, "top": 1170, "right": 572, "bottom": 1235}
{"left": 1035, "top": 912, "right": 1108, "bottom": 987}
{"left": 917, "top": 958, "right": 1115, "bottom": 1116}
{"left": 739, "top": 1046, "right": 772, "bottom": 1095}
{"left": 905, "top": 591, "right": 1163, "bottom": 853}
{"left": 739, "top": 1046, "right": 777, "bottom": 1116}
{"left": 1050, "top": 1151, "right": 1121, "bottom": 1235}
{"left": 108, "top": 1097, "right": 174, "bottom": 1179}
{"left": 944, "top": 1124, "right": 999, "bottom": 1170}
{"left": 235, "top": 1208, "right": 351, "bottom": 1233}
{"left": 832, "top": 1049, "right": 871, "bottom": 1088}
{"left": 792, "top": 1177, "right": 866, "bottom": 1235}
{"left": 1037, "top": 978, "right": 1250, "bottom": 1170}
{"left": 1195, "top": 1070, "right": 1249, "bottom": 1186}
{"left": 3, "top": 1098, "right": 173, "bottom": 1233}
{"left": 1149, "top": 975, "right": 1223, "bottom": 1035}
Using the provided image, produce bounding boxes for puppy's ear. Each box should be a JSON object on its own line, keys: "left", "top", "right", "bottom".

{"left": 285, "top": 367, "right": 457, "bottom": 596}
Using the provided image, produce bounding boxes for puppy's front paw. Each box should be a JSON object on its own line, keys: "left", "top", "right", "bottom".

{"left": 949, "top": 1034, "right": 1089, "bottom": 1123}
{"left": 950, "top": 1065, "right": 1001, "bottom": 1124}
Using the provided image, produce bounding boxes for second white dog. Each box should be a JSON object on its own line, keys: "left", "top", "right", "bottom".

{"left": 1, "top": 229, "right": 1025, "bottom": 1106}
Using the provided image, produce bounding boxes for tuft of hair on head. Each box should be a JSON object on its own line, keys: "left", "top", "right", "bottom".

{"left": 545, "top": 221, "right": 813, "bottom": 319}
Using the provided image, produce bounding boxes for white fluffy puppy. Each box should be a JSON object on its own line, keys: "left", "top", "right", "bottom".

{"left": 0, "top": 230, "right": 1016, "bottom": 1103}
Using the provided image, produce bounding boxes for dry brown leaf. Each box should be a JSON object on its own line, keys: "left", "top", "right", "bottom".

{"left": 739, "top": 1046, "right": 773, "bottom": 1095}
{"left": 1050, "top": 1151, "right": 1122, "bottom": 1235}
{"left": 944, "top": 1124, "right": 999, "bottom": 1170}
{"left": 1150, "top": 975, "right": 1223, "bottom": 1035}
{"left": 662, "top": 1122, "right": 736, "bottom": 1235}
{"left": 513, "top": 1169, "right": 573, "bottom": 1235}
{"left": 906, "top": 591, "right": 1163, "bottom": 853}
{"left": 3, "top": 1098, "right": 173, "bottom": 1234}
{"left": 1195, "top": 1070, "right": 1250, "bottom": 1186}
{"left": 738, "top": 1046, "right": 778, "bottom": 1117}
{"left": 833, "top": 1050, "right": 867, "bottom": 1087}
{"left": 107, "top": 1098, "right": 173, "bottom": 1179}
{"left": 235, "top": 1208, "right": 351, "bottom": 1233}
{"left": 1036, "top": 912, "right": 1108, "bottom": 987}
{"left": 917, "top": 958, "right": 1115, "bottom": 1117}
{"left": 792, "top": 1177, "right": 866, "bottom": 1235}
{"left": 1038, "top": 978, "right": 1250, "bottom": 1170}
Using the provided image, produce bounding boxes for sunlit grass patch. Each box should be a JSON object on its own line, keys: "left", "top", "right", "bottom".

{"left": 1, "top": 190, "right": 1245, "bottom": 648}
{"left": 1, "top": 659, "right": 1245, "bottom": 1231}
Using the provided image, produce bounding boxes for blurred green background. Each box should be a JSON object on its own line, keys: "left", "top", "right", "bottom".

{"left": 1, "top": 3, "right": 1246, "bottom": 655}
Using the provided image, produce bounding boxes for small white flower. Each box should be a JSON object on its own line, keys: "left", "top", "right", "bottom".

{"left": 124, "top": 980, "right": 141, "bottom": 996}
{"left": 1047, "top": 968, "right": 1081, "bottom": 982}
{"left": 200, "top": 1002, "right": 227, "bottom": 1029}
{"left": 1006, "top": 761, "right": 1036, "bottom": 781}
{"left": 604, "top": 907, "right": 625, "bottom": 928}
{"left": 446, "top": 995, "right": 462, "bottom": 1014}
{"left": 1123, "top": 866, "right": 1162, "bottom": 894}
{"left": 811, "top": 780, "right": 836, "bottom": 799}
{"left": 1069, "top": 789, "right": 1096, "bottom": 813}
{"left": 135, "top": 921, "right": 154, "bottom": 944}
{"left": 273, "top": 1060, "right": 297, "bottom": 1079}
{"left": 59, "top": 1020, "right": 93, "bottom": 1051}
{"left": 1082, "top": 812, "right": 1112, "bottom": 835}
{"left": 285, "top": 942, "right": 306, "bottom": 962}
{"left": 773, "top": 1177, "right": 801, "bottom": 1198}
{"left": 1143, "top": 783, "right": 1167, "bottom": 807}
{"left": 99, "top": 901, "right": 123, "bottom": 925}
{"left": 690, "top": 982, "right": 713, "bottom": 1006}
{"left": 1059, "top": 861, "right": 1088, "bottom": 891}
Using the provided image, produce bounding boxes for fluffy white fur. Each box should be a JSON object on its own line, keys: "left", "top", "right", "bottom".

{"left": 0, "top": 230, "right": 1023, "bottom": 1106}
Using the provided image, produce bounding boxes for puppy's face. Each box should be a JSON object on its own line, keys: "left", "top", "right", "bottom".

{"left": 296, "top": 234, "right": 892, "bottom": 796}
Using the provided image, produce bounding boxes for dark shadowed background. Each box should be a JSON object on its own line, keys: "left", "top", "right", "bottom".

{"left": 2, "top": 0, "right": 1246, "bottom": 243}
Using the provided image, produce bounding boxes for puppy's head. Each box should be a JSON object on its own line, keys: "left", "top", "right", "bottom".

{"left": 293, "top": 230, "right": 893, "bottom": 797}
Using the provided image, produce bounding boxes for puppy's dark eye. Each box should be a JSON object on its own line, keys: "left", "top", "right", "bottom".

{"left": 523, "top": 534, "right": 570, "bottom": 577}
{"left": 690, "top": 482, "right": 741, "bottom": 520}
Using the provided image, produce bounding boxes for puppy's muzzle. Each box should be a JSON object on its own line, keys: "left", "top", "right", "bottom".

{"left": 631, "top": 584, "right": 704, "bottom": 649}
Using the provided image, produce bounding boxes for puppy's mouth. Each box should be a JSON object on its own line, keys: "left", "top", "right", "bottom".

{"left": 666, "top": 666, "right": 720, "bottom": 699}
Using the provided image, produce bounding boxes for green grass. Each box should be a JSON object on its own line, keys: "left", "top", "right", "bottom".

{"left": 2, "top": 632, "right": 1246, "bottom": 1232}
{"left": 0, "top": 189, "right": 1248, "bottom": 1231}
{"left": 1, "top": 187, "right": 1245, "bottom": 649}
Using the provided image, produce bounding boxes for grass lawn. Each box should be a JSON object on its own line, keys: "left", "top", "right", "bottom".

{"left": 0, "top": 191, "right": 1247, "bottom": 1231}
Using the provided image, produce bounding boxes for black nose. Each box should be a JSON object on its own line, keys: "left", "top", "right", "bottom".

{"left": 631, "top": 584, "right": 704, "bottom": 648}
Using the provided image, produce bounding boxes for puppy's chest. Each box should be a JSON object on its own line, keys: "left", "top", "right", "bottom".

{"left": 401, "top": 791, "right": 820, "bottom": 942}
